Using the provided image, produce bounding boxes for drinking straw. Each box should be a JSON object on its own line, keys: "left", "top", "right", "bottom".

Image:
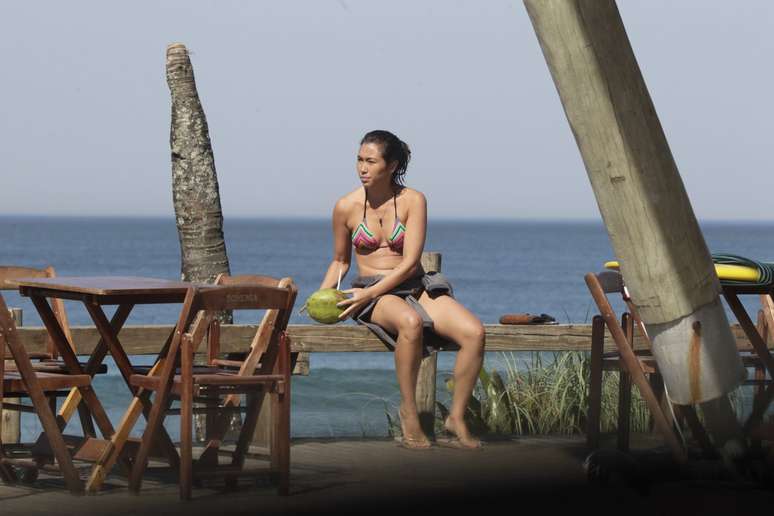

{"left": 336, "top": 265, "right": 342, "bottom": 291}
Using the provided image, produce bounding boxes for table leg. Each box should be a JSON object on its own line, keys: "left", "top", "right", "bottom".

{"left": 84, "top": 302, "right": 139, "bottom": 391}
{"left": 77, "top": 403, "right": 96, "bottom": 438}
{"left": 30, "top": 296, "right": 115, "bottom": 440}
{"left": 84, "top": 303, "right": 180, "bottom": 465}
{"left": 85, "top": 327, "right": 181, "bottom": 493}
{"left": 57, "top": 304, "right": 134, "bottom": 432}
{"left": 87, "top": 374, "right": 160, "bottom": 492}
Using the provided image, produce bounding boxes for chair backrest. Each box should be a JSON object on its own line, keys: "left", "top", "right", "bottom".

{"left": 0, "top": 265, "right": 73, "bottom": 358}
{"left": 591, "top": 270, "right": 774, "bottom": 355}
{"left": 585, "top": 271, "right": 649, "bottom": 348}
{"left": 0, "top": 266, "right": 53, "bottom": 290}
{"left": 205, "top": 274, "right": 295, "bottom": 372}
{"left": 161, "top": 275, "right": 297, "bottom": 389}
{"left": 0, "top": 292, "right": 37, "bottom": 397}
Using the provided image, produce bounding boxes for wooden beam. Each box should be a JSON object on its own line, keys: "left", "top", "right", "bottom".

{"left": 416, "top": 252, "right": 441, "bottom": 438}
{"left": 15, "top": 323, "right": 753, "bottom": 354}
{"left": 524, "top": 0, "right": 748, "bottom": 452}
{"left": 524, "top": 0, "right": 745, "bottom": 446}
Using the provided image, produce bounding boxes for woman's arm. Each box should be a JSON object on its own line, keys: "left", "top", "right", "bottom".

{"left": 319, "top": 198, "right": 352, "bottom": 289}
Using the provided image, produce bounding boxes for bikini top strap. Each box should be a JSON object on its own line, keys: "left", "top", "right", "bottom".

{"left": 362, "top": 189, "right": 400, "bottom": 224}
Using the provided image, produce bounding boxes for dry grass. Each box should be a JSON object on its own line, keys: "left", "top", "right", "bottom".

{"left": 436, "top": 351, "right": 651, "bottom": 437}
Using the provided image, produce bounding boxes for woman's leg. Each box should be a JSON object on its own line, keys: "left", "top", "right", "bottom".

{"left": 417, "top": 292, "right": 485, "bottom": 447}
{"left": 368, "top": 295, "right": 430, "bottom": 445}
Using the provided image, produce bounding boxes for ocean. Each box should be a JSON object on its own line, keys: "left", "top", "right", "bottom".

{"left": 2, "top": 216, "right": 772, "bottom": 440}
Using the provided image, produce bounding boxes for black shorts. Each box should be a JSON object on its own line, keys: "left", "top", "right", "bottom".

{"left": 350, "top": 272, "right": 455, "bottom": 356}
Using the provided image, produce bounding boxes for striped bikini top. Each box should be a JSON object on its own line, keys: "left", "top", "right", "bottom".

{"left": 351, "top": 191, "right": 406, "bottom": 252}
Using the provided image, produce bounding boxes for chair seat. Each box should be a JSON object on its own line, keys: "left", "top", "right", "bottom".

{"left": 129, "top": 369, "right": 285, "bottom": 393}
{"left": 601, "top": 354, "right": 658, "bottom": 374}
{"left": 3, "top": 371, "right": 91, "bottom": 393}
{"left": 6, "top": 360, "right": 108, "bottom": 375}
{"left": 130, "top": 364, "right": 234, "bottom": 376}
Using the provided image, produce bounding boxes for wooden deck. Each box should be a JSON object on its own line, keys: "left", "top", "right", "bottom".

{"left": 0, "top": 436, "right": 771, "bottom": 515}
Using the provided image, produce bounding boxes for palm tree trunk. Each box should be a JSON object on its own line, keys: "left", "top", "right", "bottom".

{"left": 166, "top": 43, "right": 234, "bottom": 441}
{"left": 166, "top": 43, "right": 231, "bottom": 287}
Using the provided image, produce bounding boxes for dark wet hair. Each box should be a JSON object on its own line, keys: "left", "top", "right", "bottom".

{"left": 360, "top": 130, "right": 411, "bottom": 186}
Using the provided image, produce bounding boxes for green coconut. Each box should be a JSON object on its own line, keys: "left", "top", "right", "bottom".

{"left": 305, "top": 288, "right": 347, "bottom": 324}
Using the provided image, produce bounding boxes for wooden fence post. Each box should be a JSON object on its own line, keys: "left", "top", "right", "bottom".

{"left": 2, "top": 308, "right": 22, "bottom": 444}
{"left": 417, "top": 252, "right": 441, "bottom": 438}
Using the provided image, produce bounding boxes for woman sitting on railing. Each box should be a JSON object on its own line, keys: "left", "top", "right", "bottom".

{"left": 318, "top": 130, "right": 485, "bottom": 449}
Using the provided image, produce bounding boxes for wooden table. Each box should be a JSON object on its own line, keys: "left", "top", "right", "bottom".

{"left": 14, "top": 276, "right": 198, "bottom": 492}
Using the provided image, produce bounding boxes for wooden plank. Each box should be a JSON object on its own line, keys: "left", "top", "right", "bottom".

{"left": 14, "top": 276, "right": 193, "bottom": 297}
{"left": 417, "top": 252, "right": 441, "bottom": 438}
{"left": 2, "top": 308, "right": 23, "bottom": 444}
{"left": 15, "top": 323, "right": 755, "bottom": 354}
{"left": 73, "top": 437, "right": 110, "bottom": 462}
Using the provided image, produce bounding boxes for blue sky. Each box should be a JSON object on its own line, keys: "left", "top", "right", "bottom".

{"left": 1, "top": 1, "right": 772, "bottom": 220}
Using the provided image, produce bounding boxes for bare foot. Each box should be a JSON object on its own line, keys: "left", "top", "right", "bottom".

{"left": 399, "top": 406, "right": 431, "bottom": 449}
{"left": 443, "top": 416, "right": 482, "bottom": 449}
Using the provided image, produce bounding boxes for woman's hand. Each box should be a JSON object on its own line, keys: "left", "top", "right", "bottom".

{"left": 336, "top": 288, "right": 374, "bottom": 320}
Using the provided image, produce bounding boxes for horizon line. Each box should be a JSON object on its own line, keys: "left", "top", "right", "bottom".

{"left": 2, "top": 213, "right": 774, "bottom": 224}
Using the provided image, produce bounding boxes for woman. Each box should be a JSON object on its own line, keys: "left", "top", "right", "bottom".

{"left": 318, "top": 130, "right": 485, "bottom": 449}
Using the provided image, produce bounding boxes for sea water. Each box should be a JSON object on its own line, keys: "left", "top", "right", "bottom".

{"left": 1, "top": 216, "right": 772, "bottom": 439}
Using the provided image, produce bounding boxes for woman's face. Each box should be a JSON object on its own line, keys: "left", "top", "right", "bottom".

{"left": 357, "top": 143, "right": 395, "bottom": 187}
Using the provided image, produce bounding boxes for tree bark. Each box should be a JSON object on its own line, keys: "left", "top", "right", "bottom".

{"left": 166, "top": 43, "right": 233, "bottom": 441}
{"left": 167, "top": 43, "right": 231, "bottom": 288}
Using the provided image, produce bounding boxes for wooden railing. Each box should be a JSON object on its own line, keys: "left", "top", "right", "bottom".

{"left": 2, "top": 320, "right": 757, "bottom": 446}
{"left": 13, "top": 321, "right": 755, "bottom": 354}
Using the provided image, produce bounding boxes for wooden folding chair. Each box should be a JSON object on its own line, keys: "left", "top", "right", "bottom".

{"left": 0, "top": 292, "right": 108, "bottom": 494}
{"left": 586, "top": 270, "right": 772, "bottom": 461}
{"left": 586, "top": 271, "right": 660, "bottom": 451}
{"left": 585, "top": 271, "right": 701, "bottom": 463}
{"left": 0, "top": 266, "right": 106, "bottom": 451}
{"left": 128, "top": 274, "right": 297, "bottom": 499}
